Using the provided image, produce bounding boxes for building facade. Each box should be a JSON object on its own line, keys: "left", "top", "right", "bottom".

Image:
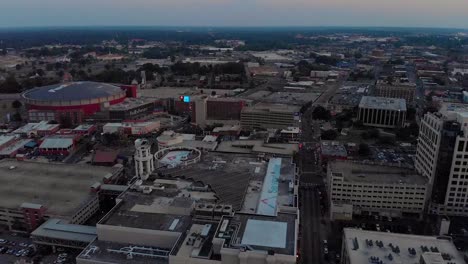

{"left": 374, "top": 81, "right": 416, "bottom": 103}
{"left": 241, "top": 103, "right": 300, "bottom": 130}
{"left": 328, "top": 161, "right": 428, "bottom": 220}
{"left": 416, "top": 104, "right": 468, "bottom": 216}
{"left": 206, "top": 98, "right": 245, "bottom": 121}
{"left": 357, "top": 96, "right": 407, "bottom": 128}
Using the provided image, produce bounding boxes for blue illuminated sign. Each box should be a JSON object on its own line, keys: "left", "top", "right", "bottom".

{"left": 183, "top": 96, "right": 190, "bottom": 103}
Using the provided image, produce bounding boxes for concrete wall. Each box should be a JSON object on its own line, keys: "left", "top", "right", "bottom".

{"left": 220, "top": 248, "right": 295, "bottom": 264}
{"left": 96, "top": 224, "right": 180, "bottom": 249}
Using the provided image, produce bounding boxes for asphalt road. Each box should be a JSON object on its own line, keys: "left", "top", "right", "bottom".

{"left": 300, "top": 187, "right": 324, "bottom": 264}
{"left": 298, "top": 80, "right": 345, "bottom": 264}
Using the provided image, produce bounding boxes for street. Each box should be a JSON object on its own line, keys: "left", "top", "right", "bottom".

{"left": 298, "top": 80, "right": 344, "bottom": 264}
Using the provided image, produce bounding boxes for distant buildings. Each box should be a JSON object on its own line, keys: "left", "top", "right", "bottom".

{"left": 341, "top": 228, "right": 464, "bottom": 264}
{"left": 241, "top": 103, "right": 300, "bottom": 130}
{"left": 103, "top": 121, "right": 160, "bottom": 136}
{"left": 374, "top": 81, "right": 416, "bottom": 103}
{"left": 327, "top": 160, "right": 428, "bottom": 220}
{"left": 358, "top": 96, "right": 407, "bottom": 128}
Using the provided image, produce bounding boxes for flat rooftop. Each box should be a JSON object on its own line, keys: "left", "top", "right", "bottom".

{"left": 99, "top": 179, "right": 216, "bottom": 232}
{"left": 216, "top": 140, "right": 299, "bottom": 156}
{"left": 159, "top": 153, "right": 266, "bottom": 210}
{"left": 242, "top": 103, "right": 300, "bottom": 114}
{"left": 329, "top": 160, "right": 426, "bottom": 185}
{"left": 0, "top": 160, "right": 116, "bottom": 217}
{"left": 321, "top": 141, "right": 348, "bottom": 157}
{"left": 343, "top": 228, "right": 465, "bottom": 264}
{"left": 77, "top": 240, "right": 169, "bottom": 264}
{"left": 225, "top": 213, "right": 297, "bottom": 255}
{"left": 107, "top": 97, "right": 155, "bottom": 111}
{"left": 359, "top": 96, "right": 407, "bottom": 111}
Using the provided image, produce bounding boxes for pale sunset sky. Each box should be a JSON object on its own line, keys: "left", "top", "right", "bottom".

{"left": 1, "top": 0, "right": 467, "bottom": 28}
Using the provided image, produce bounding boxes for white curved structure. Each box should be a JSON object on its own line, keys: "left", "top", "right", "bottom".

{"left": 134, "top": 139, "right": 154, "bottom": 180}
{"left": 156, "top": 131, "right": 185, "bottom": 149}
{"left": 155, "top": 146, "right": 201, "bottom": 169}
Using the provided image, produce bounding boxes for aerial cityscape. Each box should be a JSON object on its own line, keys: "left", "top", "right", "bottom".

{"left": 0, "top": 3, "right": 468, "bottom": 264}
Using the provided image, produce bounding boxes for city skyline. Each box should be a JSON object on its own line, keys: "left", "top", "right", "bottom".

{"left": 1, "top": 0, "right": 468, "bottom": 29}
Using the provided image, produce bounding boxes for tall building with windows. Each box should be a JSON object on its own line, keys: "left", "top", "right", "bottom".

{"left": 241, "top": 103, "right": 300, "bottom": 130}
{"left": 327, "top": 160, "right": 428, "bottom": 220}
{"left": 415, "top": 103, "right": 468, "bottom": 216}
{"left": 357, "top": 96, "right": 406, "bottom": 128}
{"left": 374, "top": 81, "right": 416, "bottom": 103}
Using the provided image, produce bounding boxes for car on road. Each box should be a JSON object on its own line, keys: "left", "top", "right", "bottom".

{"left": 0, "top": 239, "right": 6, "bottom": 244}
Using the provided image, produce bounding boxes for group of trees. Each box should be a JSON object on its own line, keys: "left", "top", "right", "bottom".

{"left": 170, "top": 61, "right": 245, "bottom": 77}
{"left": 296, "top": 60, "right": 330, "bottom": 76}
{"left": 348, "top": 70, "right": 374, "bottom": 81}
{"left": 0, "top": 75, "right": 22, "bottom": 93}
{"left": 312, "top": 106, "right": 331, "bottom": 120}
{"left": 321, "top": 129, "right": 338, "bottom": 140}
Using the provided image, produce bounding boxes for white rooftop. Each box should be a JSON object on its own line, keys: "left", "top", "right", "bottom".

{"left": 241, "top": 219, "right": 287, "bottom": 249}
{"left": 359, "top": 96, "right": 407, "bottom": 111}
{"left": 343, "top": 228, "right": 465, "bottom": 264}
{"left": 257, "top": 158, "right": 281, "bottom": 216}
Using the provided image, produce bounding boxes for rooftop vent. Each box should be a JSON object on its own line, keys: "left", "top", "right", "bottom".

{"left": 352, "top": 237, "right": 359, "bottom": 250}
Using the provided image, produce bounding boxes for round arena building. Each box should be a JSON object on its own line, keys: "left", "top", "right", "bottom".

{"left": 22, "top": 81, "right": 127, "bottom": 116}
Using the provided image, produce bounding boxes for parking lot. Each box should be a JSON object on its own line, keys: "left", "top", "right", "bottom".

{"left": 0, "top": 232, "right": 37, "bottom": 263}
{"left": 0, "top": 230, "right": 80, "bottom": 264}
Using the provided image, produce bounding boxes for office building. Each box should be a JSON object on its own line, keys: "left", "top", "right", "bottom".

{"left": 76, "top": 154, "right": 299, "bottom": 264}
{"left": 0, "top": 160, "right": 122, "bottom": 232}
{"left": 415, "top": 103, "right": 468, "bottom": 216}
{"left": 327, "top": 160, "right": 428, "bottom": 220}
{"left": 341, "top": 228, "right": 464, "bottom": 264}
{"left": 241, "top": 103, "right": 300, "bottom": 130}
{"left": 206, "top": 98, "right": 246, "bottom": 122}
{"left": 358, "top": 96, "right": 407, "bottom": 128}
{"left": 374, "top": 81, "right": 416, "bottom": 103}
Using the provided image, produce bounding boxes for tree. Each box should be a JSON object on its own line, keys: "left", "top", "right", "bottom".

{"left": 0, "top": 75, "right": 22, "bottom": 93}
{"left": 12, "top": 100, "right": 22, "bottom": 110}
{"left": 312, "top": 106, "right": 331, "bottom": 120}
{"left": 59, "top": 115, "right": 72, "bottom": 128}
{"left": 378, "top": 136, "right": 396, "bottom": 145}
{"left": 358, "top": 143, "right": 370, "bottom": 156}
{"left": 407, "top": 107, "right": 416, "bottom": 121}
{"left": 361, "top": 128, "right": 380, "bottom": 140}
{"left": 321, "top": 130, "right": 337, "bottom": 140}
{"left": 36, "top": 69, "right": 45, "bottom": 76}
{"left": 11, "top": 112, "right": 22, "bottom": 122}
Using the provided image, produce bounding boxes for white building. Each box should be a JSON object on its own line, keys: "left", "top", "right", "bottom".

{"left": 341, "top": 228, "right": 464, "bottom": 264}
{"left": 134, "top": 139, "right": 154, "bottom": 181}
{"left": 103, "top": 121, "right": 160, "bottom": 135}
{"left": 328, "top": 160, "right": 428, "bottom": 220}
{"left": 416, "top": 103, "right": 468, "bottom": 216}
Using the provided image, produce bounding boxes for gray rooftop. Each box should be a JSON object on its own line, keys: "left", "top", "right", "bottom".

{"left": 225, "top": 213, "right": 297, "bottom": 255}
{"left": 242, "top": 103, "right": 300, "bottom": 114}
{"left": 77, "top": 240, "right": 169, "bottom": 264}
{"left": 31, "top": 218, "right": 96, "bottom": 243}
{"left": 343, "top": 228, "right": 465, "bottom": 264}
{"left": 329, "top": 160, "right": 427, "bottom": 185}
{"left": 98, "top": 179, "right": 219, "bottom": 232}
{"left": 359, "top": 96, "right": 407, "bottom": 111}
{"left": 0, "top": 160, "right": 116, "bottom": 217}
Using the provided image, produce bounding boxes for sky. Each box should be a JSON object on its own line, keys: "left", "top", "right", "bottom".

{"left": 1, "top": 0, "right": 468, "bottom": 29}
